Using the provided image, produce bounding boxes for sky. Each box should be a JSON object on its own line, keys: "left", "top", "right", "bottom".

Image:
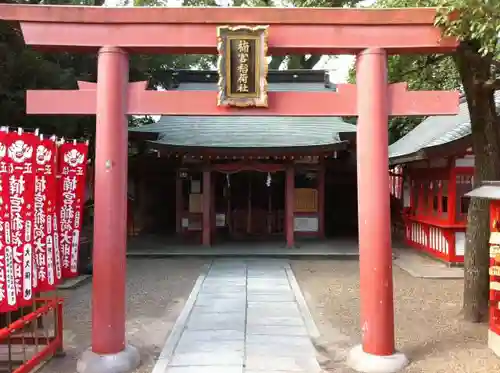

{"left": 317, "top": 56, "right": 354, "bottom": 84}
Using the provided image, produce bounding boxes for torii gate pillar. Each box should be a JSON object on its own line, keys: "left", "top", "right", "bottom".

{"left": 347, "top": 48, "right": 408, "bottom": 372}
{"left": 77, "top": 46, "right": 140, "bottom": 373}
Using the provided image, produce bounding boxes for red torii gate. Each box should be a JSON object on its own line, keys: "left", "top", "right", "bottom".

{"left": 1, "top": 5, "right": 459, "bottom": 373}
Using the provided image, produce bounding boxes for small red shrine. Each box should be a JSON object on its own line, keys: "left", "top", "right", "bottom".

{"left": 465, "top": 181, "right": 500, "bottom": 358}
{"left": 128, "top": 70, "right": 358, "bottom": 247}
{"left": 390, "top": 91, "right": 500, "bottom": 264}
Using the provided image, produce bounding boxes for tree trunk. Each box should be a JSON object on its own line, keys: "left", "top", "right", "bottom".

{"left": 455, "top": 42, "right": 500, "bottom": 322}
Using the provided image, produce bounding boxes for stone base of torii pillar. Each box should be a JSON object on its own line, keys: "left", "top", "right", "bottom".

{"left": 347, "top": 345, "right": 409, "bottom": 373}
{"left": 77, "top": 345, "right": 140, "bottom": 373}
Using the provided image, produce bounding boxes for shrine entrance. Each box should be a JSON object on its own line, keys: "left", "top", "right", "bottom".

{"left": 1, "top": 5, "right": 460, "bottom": 373}
{"left": 215, "top": 170, "right": 286, "bottom": 240}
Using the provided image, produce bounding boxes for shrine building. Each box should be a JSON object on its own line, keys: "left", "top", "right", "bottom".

{"left": 389, "top": 90, "right": 500, "bottom": 265}
{"left": 128, "top": 69, "right": 358, "bottom": 247}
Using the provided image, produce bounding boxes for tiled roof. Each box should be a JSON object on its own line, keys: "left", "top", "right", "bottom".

{"left": 130, "top": 116, "right": 356, "bottom": 148}
{"left": 389, "top": 90, "right": 500, "bottom": 161}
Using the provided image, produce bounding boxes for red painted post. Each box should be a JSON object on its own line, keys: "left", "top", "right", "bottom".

{"left": 56, "top": 298, "right": 64, "bottom": 355}
{"left": 202, "top": 169, "right": 211, "bottom": 246}
{"left": 285, "top": 165, "right": 295, "bottom": 248}
{"left": 92, "top": 46, "right": 129, "bottom": 355}
{"left": 448, "top": 160, "right": 457, "bottom": 225}
{"left": 356, "top": 48, "right": 395, "bottom": 356}
{"left": 318, "top": 164, "right": 326, "bottom": 238}
{"left": 211, "top": 175, "right": 216, "bottom": 235}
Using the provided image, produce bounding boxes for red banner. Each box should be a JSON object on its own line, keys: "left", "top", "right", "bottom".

{"left": 0, "top": 130, "right": 16, "bottom": 312}
{"left": 5, "top": 131, "right": 37, "bottom": 307}
{"left": 33, "top": 137, "right": 58, "bottom": 292}
{"left": 58, "top": 142, "right": 88, "bottom": 279}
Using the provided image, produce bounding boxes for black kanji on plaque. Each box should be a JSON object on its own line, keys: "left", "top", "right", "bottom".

{"left": 217, "top": 25, "right": 269, "bottom": 108}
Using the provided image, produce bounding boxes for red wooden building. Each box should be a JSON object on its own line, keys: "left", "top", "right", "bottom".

{"left": 390, "top": 91, "right": 500, "bottom": 264}
{"left": 128, "top": 69, "right": 358, "bottom": 248}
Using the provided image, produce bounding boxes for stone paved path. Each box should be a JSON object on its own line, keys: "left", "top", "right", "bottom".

{"left": 153, "top": 259, "right": 321, "bottom": 373}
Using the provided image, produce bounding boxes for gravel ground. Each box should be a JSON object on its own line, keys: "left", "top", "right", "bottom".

{"left": 292, "top": 259, "right": 500, "bottom": 373}
{"left": 41, "top": 258, "right": 207, "bottom": 373}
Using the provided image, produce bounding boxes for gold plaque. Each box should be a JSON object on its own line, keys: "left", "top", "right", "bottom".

{"left": 217, "top": 25, "right": 269, "bottom": 107}
{"left": 490, "top": 232, "right": 500, "bottom": 245}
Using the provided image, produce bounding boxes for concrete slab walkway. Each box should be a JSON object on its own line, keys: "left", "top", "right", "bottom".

{"left": 393, "top": 247, "right": 464, "bottom": 279}
{"left": 152, "top": 258, "right": 321, "bottom": 373}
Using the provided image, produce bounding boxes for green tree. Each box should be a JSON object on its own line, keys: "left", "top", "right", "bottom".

{"left": 375, "top": 0, "right": 500, "bottom": 322}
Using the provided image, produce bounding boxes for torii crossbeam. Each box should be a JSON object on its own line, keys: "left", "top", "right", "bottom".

{"left": 1, "top": 4, "right": 459, "bottom": 373}
{"left": 28, "top": 81, "right": 458, "bottom": 117}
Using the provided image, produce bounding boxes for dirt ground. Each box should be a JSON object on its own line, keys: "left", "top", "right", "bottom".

{"left": 35, "top": 257, "right": 500, "bottom": 373}
{"left": 292, "top": 259, "right": 500, "bottom": 373}
{"left": 41, "top": 258, "right": 207, "bottom": 373}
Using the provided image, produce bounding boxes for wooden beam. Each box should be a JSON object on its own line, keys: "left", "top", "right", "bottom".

{"left": 19, "top": 23, "right": 456, "bottom": 55}
{"left": 27, "top": 81, "right": 459, "bottom": 117}
{"left": 388, "top": 83, "right": 460, "bottom": 116}
{"left": 145, "top": 143, "right": 349, "bottom": 156}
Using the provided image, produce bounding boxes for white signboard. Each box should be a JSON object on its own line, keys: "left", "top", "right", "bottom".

{"left": 216, "top": 214, "right": 226, "bottom": 227}
{"left": 455, "top": 232, "right": 466, "bottom": 256}
{"left": 294, "top": 216, "right": 319, "bottom": 232}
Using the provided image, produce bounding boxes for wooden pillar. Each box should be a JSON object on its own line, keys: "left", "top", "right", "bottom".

{"left": 202, "top": 169, "right": 211, "bottom": 246}
{"left": 418, "top": 183, "right": 424, "bottom": 215}
{"left": 355, "top": 48, "right": 395, "bottom": 356}
{"left": 137, "top": 177, "right": 148, "bottom": 233}
{"left": 211, "top": 173, "right": 216, "bottom": 239}
{"left": 175, "top": 173, "right": 183, "bottom": 234}
{"left": 318, "top": 164, "right": 326, "bottom": 238}
{"left": 448, "top": 159, "right": 457, "bottom": 224}
{"left": 285, "top": 165, "right": 295, "bottom": 248}
{"left": 92, "top": 46, "right": 129, "bottom": 355}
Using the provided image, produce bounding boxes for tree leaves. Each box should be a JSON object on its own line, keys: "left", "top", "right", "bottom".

{"left": 432, "top": 0, "right": 500, "bottom": 57}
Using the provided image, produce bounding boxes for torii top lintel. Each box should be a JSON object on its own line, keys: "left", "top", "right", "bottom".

{"left": 0, "top": 5, "right": 457, "bottom": 55}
